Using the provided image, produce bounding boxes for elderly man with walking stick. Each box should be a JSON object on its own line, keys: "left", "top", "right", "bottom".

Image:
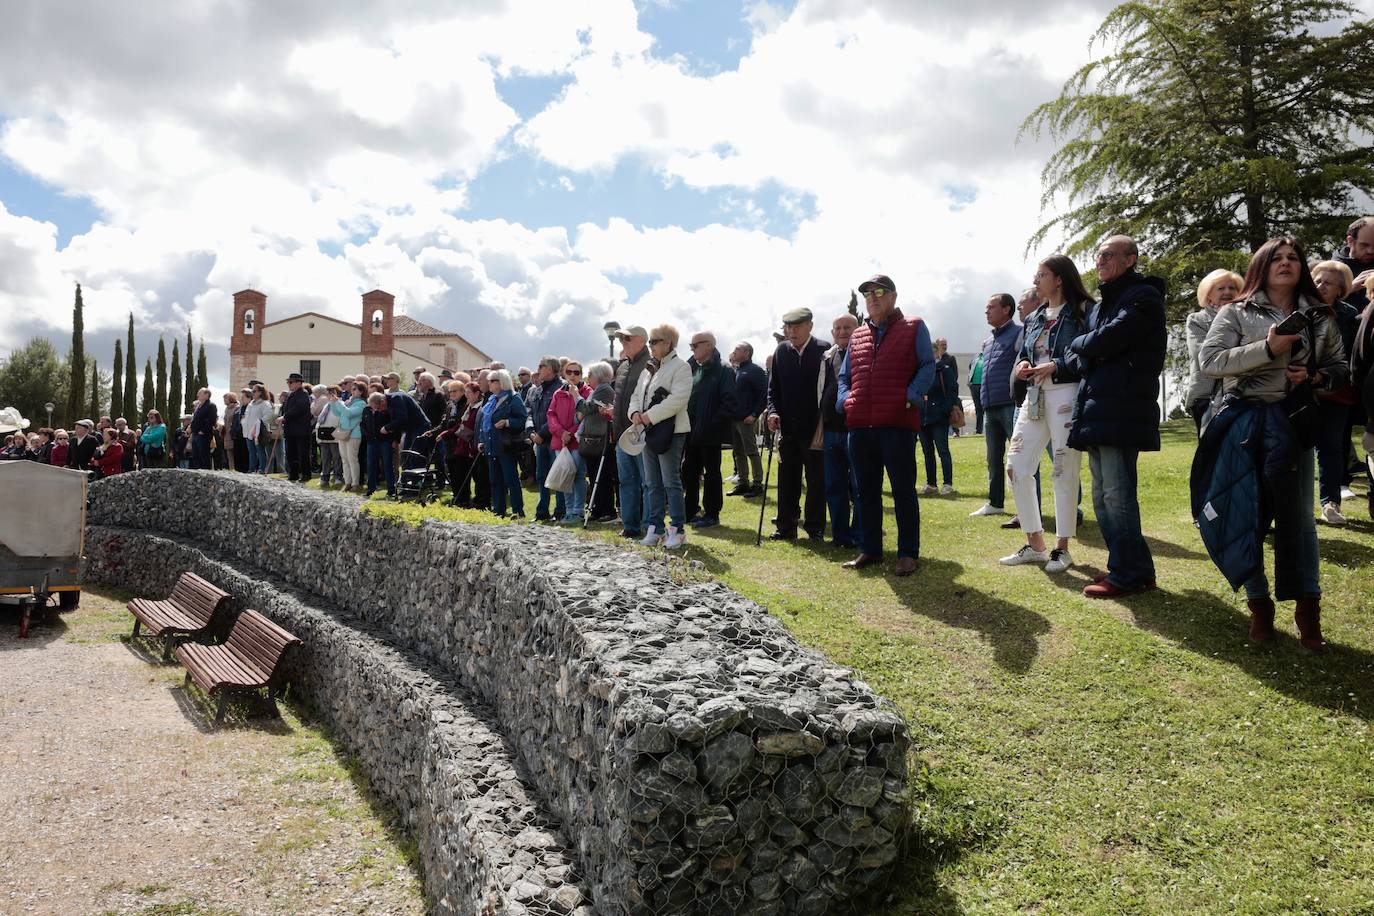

{"left": 836, "top": 274, "right": 935, "bottom": 577}
{"left": 764, "top": 308, "right": 830, "bottom": 541}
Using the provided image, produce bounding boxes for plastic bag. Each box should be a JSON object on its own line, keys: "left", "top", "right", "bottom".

{"left": 545, "top": 446, "right": 577, "bottom": 493}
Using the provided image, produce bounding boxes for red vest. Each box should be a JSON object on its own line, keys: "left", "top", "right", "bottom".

{"left": 843, "top": 310, "right": 922, "bottom": 430}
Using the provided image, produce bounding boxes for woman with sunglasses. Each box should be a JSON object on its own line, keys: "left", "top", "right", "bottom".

{"left": 1199, "top": 237, "right": 1348, "bottom": 651}
{"left": 630, "top": 325, "right": 693, "bottom": 548}
{"left": 548, "top": 360, "right": 592, "bottom": 524}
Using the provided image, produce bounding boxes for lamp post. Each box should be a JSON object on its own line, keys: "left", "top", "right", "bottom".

{"left": 44, "top": 402, "right": 55, "bottom": 427}
{"left": 602, "top": 321, "right": 621, "bottom": 361}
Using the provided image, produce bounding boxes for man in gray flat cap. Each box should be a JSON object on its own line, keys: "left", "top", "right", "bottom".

{"left": 764, "top": 307, "right": 830, "bottom": 540}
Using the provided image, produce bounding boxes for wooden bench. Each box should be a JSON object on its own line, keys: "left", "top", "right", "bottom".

{"left": 127, "top": 572, "right": 232, "bottom": 660}
{"left": 175, "top": 609, "right": 300, "bottom": 727}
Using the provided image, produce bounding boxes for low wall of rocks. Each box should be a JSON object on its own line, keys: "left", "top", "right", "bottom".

{"left": 84, "top": 525, "right": 588, "bottom": 916}
{"left": 88, "top": 471, "right": 910, "bottom": 915}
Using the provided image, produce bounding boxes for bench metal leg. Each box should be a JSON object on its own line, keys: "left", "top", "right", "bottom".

{"left": 161, "top": 636, "right": 175, "bottom": 661}
{"left": 131, "top": 618, "right": 141, "bottom": 639}
{"left": 183, "top": 671, "right": 192, "bottom": 689}
{"left": 213, "top": 692, "right": 228, "bottom": 729}
{"left": 264, "top": 684, "right": 283, "bottom": 719}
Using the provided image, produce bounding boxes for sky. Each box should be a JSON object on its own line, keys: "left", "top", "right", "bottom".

{"left": 0, "top": 0, "right": 1367, "bottom": 395}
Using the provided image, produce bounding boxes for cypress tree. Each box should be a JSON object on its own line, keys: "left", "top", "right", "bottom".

{"left": 86, "top": 359, "right": 100, "bottom": 422}
{"left": 196, "top": 340, "right": 208, "bottom": 392}
{"left": 141, "top": 359, "right": 154, "bottom": 417}
{"left": 155, "top": 337, "right": 168, "bottom": 420}
{"left": 123, "top": 313, "right": 137, "bottom": 422}
{"left": 110, "top": 339, "right": 124, "bottom": 421}
{"left": 183, "top": 328, "right": 195, "bottom": 411}
{"left": 66, "top": 284, "right": 85, "bottom": 423}
{"left": 168, "top": 342, "right": 182, "bottom": 424}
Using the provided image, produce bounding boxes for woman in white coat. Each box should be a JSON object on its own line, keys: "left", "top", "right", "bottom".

{"left": 630, "top": 324, "right": 693, "bottom": 548}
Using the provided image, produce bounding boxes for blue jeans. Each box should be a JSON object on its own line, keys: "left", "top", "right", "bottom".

{"left": 563, "top": 449, "right": 588, "bottom": 519}
{"left": 191, "top": 433, "right": 212, "bottom": 470}
{"left": 1088, "top": 445, "right": 1155, "bottom": 589}
{"left": 617, "top": 445, "right": 648, "bottom": 534}
{"left": 848, "top": 427, "right": 920, "bottom": 559}
{"left": 488, "top": 452, "right": 524, "bottom": 516}
{"left": 823, "top": 429, "right": 859, "bottom": 546}
{"left": 1245, "top": 446, "right": 1319, "bottom": 600}
{"left": 983, "top": 404, "right": 1015, "bottom": 508}
{"left": 247, "top": 440, "right": 266, "bottom": 473}
{"left": 643, "top": 433, "right": 687, "bottom": 533}
{"left": 919, "top": 422, "right": 953, "bottom": 486}
{"left": 535, "top": 443, "right": 568, "bottom": 519}
{"left": 367, "top": 439, "right": 396, "bottom": 495}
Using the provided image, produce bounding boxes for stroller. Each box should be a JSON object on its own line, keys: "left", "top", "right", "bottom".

{"left": 395, "top": 435, "right": 443, "bottom": 505}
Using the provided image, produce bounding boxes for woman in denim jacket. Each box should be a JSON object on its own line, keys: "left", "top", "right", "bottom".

{"left": 999, "top": 254, "right": 1093, "bottom": 574}
{"left": 1199, "top": 237, "right": 1348, "bottom": 651}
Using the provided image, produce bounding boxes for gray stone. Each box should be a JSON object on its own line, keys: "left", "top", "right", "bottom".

{"left": 755, "top": 731, "right": 825, "bottom": 758}
{"left": 833, "top": 766, "right": 886, "bottom": 807}
{"left": 698, "top": 730, "right": 757, "bottom": 793}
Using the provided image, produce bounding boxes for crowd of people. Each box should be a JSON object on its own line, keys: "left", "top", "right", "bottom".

{"left": 5, "top": 220, "right": 1373, "bottom": 651}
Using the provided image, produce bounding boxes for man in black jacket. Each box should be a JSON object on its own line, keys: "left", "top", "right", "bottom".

{"left": 612, "top": 327, "right": 652, "bottom": 538}
{"left": 728, "top": 342, "right": 768, "bottom": 496}
{"left": 682, "top": 332, "right": 739, "bottom": 528}
{"left": 766, "top": 307, "right": 830, "bottom": 540}
{"left": 1336, "top": 215, "right": 1373, "bottom": 311}
{"left": 66, "top": 419, "right": 100, "bottom": 471}
{"left": 278, "top": 374, "right": 313, "bottom": 482}
{"left": 1063, "top": 235, "right": 1166, "bottom": 598}
{"left": 821, "top": 314, "right": 859, "bottom": 548}
{"left": 527, "top": 356, "right": 567, "bottom": 521}
{"left": 189, "top": 388, "right": 218, "bottom": 470}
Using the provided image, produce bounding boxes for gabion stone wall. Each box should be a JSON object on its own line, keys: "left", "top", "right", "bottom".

{"left": 84, "top": 526, "right": 589, "bottom": 916}
{"left": 88, "top": 471, "right": 910, "bottom": 915}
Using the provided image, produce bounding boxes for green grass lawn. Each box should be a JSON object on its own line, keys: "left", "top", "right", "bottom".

{"left": 316, "top": 422, "right": 1374, "bottom": 912}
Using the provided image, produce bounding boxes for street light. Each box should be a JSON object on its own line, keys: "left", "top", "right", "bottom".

{"left": 602, "top": 321, "right": 621, "bottom": 360}
{"left": 44, "top": 402, "right": 55, "bottom": 427}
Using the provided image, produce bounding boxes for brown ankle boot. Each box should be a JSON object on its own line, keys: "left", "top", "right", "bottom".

{"left": 1294, "top": 597, "right": 1325, "bottom": 653}
{"left": 1247, "top": 597, "right": 1276, "bottom": 643}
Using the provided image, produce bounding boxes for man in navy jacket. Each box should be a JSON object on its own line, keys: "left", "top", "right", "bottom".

{"left": 1063, "top": 234, "right": 1166, "bottom": 598}
{"left": 279, "top": 373, "right": 314, "bottom": 482}
{"left": 189, "top": 388, "right": 218, "bottom": 470}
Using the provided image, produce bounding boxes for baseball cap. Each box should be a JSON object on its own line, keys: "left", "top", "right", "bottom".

{"left": 857, "top": 274, "right": 897, "bottom": 294}
{"left": 615, "top": 325, "right": 649, "bottom": 340}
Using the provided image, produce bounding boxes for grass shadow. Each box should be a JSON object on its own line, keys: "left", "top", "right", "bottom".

{"left": 168, "top": 679, "right": 295, "bottom": 735}
{"left": 1125, "top": 587, "right": 1374, "bottom": 721}
{"left": 888, "top": 559, "right": 1051, "bottom": 675}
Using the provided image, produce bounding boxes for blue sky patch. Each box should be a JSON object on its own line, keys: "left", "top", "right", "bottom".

{"left": 0, "top": 154, "right": 102, "bottom": 246}
{"left": 637, "top": 0, "right": 795, "bottom": 74}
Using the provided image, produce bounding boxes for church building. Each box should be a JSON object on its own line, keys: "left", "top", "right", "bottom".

{"left": 228, "top": 288, "right": 492, "bottom": 393}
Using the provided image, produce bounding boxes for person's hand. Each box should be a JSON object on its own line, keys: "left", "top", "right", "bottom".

{"left": 495, "top": 419, "right": 508, "bottom": 429}
{"left": 1029, "top": 363, "right": 1056, "bottom": 384}
{"left": 276, "top": 415, "right": 285, "bottom": 424}
{"left": 767, "top": 414, "right": 780, "bottom": 432}
{"left": 1352, "top": 268, "right": 1374, "bottom": 292}
{"left": 743, "top": 415, "right": 755, "bottom": 425}
{"left": 599, "top": 404, "right": 613, "bottom": 419}
{"left": 530, "top": 431, "right": 542, "bottom": 444}
{"left": 561, "top": 431, "right": 571, "bottom": 446}
{"left": 1014, "top": 360, "right": 1035, "bottom": 381}
{"left": 1267, "top": 324, "right": 1302, "bottom": 356}
{"left": 631, "top": 412, "right": 645, "bottom": 427}
{"left": 1285, "top": 364, "right": 1309, "bottom": 385}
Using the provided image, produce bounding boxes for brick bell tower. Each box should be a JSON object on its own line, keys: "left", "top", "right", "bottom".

{"left": 361, "top": 289, "right": 394, "bottom": 376}
{"left": 230, "top": 289, "right": 266, "bottom": 393}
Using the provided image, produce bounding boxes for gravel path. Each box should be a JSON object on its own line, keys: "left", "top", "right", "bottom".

{"left": 0, "top": 589, "right": 427, "bottom": 916}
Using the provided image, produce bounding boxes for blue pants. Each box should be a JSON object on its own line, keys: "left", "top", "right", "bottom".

{"left": 848, "top": 427, "right": 920, "bottom": 559}
{"left": 919, "top": 422, "right": 953, "bottom": 486}
{"left": 823, "top": 429, "right": 859, "bottom": 546}
{"left": 562, "top": 449, "right": 588, "bottom": 519}
{"left": 617, "top": 445, "right": 647, "bottom": 534}
{"left": 1246, "top": 446, "right": 1319, "bottom": 600}
{"left": 488, "top": 452, "right": 524, "bottom": 516}
{"left": 1088, "top": 445, "right": 1155, "bottom": 589}
{"left": 969, "top": 384, "right": 984, "bottom": 434}
{"left": 534, "top": 443, "right": 567, "bottom": 519}
{"left": 247, "top": 440, "right": 266, "bottom": 473}
{"left": 643, "top": 433, "right": 687, "bottom": 533}
{"left": 983, "top": 404, "right": 1015, "bottom": 508}
{"left": 367, "top": 439, "right": 396, "bottom": 495}
{"left": 191, "top": 433, "right": 212, "bottom": 470}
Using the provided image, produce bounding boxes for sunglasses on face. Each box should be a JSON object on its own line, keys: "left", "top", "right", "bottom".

{"left": 565, "top": 369, "right": 582, "bottom": 376}
{"left": 649, "top": 337, "right": 666, "bottom": 345}
{"left": 862, "top": 289, "right": 890, "bottom": 299}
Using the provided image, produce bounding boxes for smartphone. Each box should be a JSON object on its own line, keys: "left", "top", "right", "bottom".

{"left": 1272, "top": 312, "right": 1308, "bottom": 336}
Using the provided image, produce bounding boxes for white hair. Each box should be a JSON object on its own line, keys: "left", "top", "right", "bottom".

{"left": 587, "top": 361, "right": 615, "bottom": 384}
{"left": 419, "top": 371, "right": 437, "bottom": 387}
{"left": 489, "top": 369, "right": 515, "bottom": 391}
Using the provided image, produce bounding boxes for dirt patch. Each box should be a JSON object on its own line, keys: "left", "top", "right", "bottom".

{"left": 0, "top": 589, "right": 426, "bottom": 916}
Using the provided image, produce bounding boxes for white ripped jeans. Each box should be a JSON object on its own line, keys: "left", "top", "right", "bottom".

{"left": 1007, "top": 382, "right": 1082, "bottom": 539}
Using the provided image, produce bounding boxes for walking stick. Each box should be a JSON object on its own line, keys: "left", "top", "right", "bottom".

{"left": 584, "top": 446, "right": 610, "bottom": 529}
{"left": 754, "top": 437, "right": 775, "bottom": 547}
{"left": 451, "top": 451, "right": 480, "bottom": 505}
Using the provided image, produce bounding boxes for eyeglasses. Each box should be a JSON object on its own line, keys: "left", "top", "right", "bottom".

{"left": 565, "top": 369, "right": 582, "bottom": 376}
{"left": 1095, "top": 250, "right": 1120, "bottom": 262}
{"left": 862, "top": 288, "right": 890, "bottom": 300}
{"left": 690, "top": 340, "right": 711, "bottom": 348}
{"left": 649, "top": 337, "right": 666, "bottom": 345}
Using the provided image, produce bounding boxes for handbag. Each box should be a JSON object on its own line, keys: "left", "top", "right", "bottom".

{"left": 1281, "top": 327, "right": 1321, "bottom": 449}
{"left": 578, "top": 433, "right": 607, "bottom": 460}
{"left": 642, "top": 385, "right": 676, "bottom": 454}
{"left": 938, "top": 371, "right": 966, "bottom": 429}
{"left": 316, "top": 424, "right": 336, "bottom": 443}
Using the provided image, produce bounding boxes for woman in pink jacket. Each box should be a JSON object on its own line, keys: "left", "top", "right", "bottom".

{"left": 547, "top": 361, "right": 592, "bottom": 524}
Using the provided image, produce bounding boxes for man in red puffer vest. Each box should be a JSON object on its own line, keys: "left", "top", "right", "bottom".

{"left": 836, "top": 274, "right": 936, "bottom": 576}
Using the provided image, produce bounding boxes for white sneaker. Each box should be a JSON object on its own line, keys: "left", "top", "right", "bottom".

{"left": 940, "top": 484, "right": 955, "bottom": 496}
{"left": 664, "top": 525, "right": 686, "bottom": 550}
{"left": 919, "top": 484, "right": 938, "bottom": 495}
{"left": 1045, "top": 548, "right": 1074, "bottom": 573}
{"left": 640, "top": 525, "right": 663, "bottom": 546}
{"left": 1340, "top": 486, "right": 1356, "bottom": 502}
{"left": 1320, "top": 503, "right": 1347, "bottom": 526}
{"left": 1000, "top": 545, "right": 1050, "bottom": 566}
{"left": 970, "top": 504, "right": 1006, "bottom": 517}
{"left": 726, "top": 474, "right": 739, "bottom": 483}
